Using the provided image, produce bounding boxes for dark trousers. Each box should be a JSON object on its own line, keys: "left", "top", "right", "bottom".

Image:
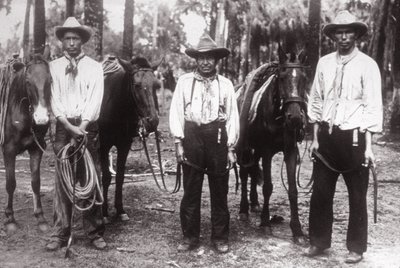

{"left": 51, "top": 118, "right": 104, "bottom": 242}
{"left": 181, "top": 121, "right": 229, "bottom": 242}
{"left": 309, "top": 125, "right": 369, "bottom": 254}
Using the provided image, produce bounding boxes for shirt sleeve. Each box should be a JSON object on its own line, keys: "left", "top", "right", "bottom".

{"left": 360, "top": 60, "right": 383, "bottom": 133}
{"left": 225, "top": 80, "right": 240, "bottom": 147}
{"left": 169, "top": 76, "right": 185, "bottom": 141}
{"left": 49, "top": 62, "right": 66, "bottom": 119}
{"left": 307, "top": 61, "right": 323, "bottom": 123}
{"left": 81, "top": 63, "right": 104, "bottom": 122}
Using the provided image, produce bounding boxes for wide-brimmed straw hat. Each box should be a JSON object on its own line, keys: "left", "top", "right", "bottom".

{"left": 185, "top": 33, "right": 230, "bottom": 59}
{"left": 323, "top": 10, "right": 368, "bottom": 39}
{"left": 55, "top": 17, "right": 92, "bottom": 43}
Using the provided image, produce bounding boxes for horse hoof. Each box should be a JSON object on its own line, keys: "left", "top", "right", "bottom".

{"left": 250, "top": 205, "right": 261, "bottom": 213}
{"left": 38, "top": 222, "right": 49, "bottom": 232}
{"left": 293, "top": 236, "right": 308, "bottom": 246}
{"left": 5, "top": 222, "right": 18, "bottom": 234}
{"left": 118, "top": 213, "right": 130, "bottom": 222}
{"left": 239, "top": 213, "right": 249, "bottom": 221}
{"left": 103, "top": 217, "right": 111, "bottom": 224}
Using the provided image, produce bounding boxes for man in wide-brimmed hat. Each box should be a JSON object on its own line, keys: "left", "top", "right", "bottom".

{"left": 169, "top": 33, "right": 239, "bottom": 253}
{"left": 306, "top": 10, "right": 382, "bottom": 263}
{"left": 46, "top": 17, "right": 106, "bottom": 251}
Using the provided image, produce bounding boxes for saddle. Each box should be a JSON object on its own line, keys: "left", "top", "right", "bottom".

{"left": 0, "top": 58, "right": 24, "bottom": 144}
{"left": 235, "top": 62, "right": 279, "bottom": 166}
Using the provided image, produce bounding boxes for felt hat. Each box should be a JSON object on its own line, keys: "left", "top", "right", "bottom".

{"left": 55, "top": 17, "right": 92, "bottom": 43}
{"left": 185, "top": 33, "right": 230, "bottom": 59}
{"left": 322, "top": 10, "right": 368, "bottom": 39}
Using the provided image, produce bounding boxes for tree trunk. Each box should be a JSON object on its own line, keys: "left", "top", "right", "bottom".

{"left": 209, "top": 0, "right": 218, "bottom": 40}
{"left": 306, "top": 0, "right": 321, "bottom": 80}
{"left": 152, "top": 4, "right": 158, "bottom": 51}
{"left": 390, "top": 0, "right": 400, "bottom": 132}
{"left": 250, "top": 21, "right": 261, "bottom": 70}
{"left": 33, "top": 0, "right": 46, "bottom": 54}
{"left": 215, "top": 0, "right": 226, "bottom": 47}
{"left": 122, "top": 0, "right": 134, "bottom": 60}
{"left": 368, "top": 0, "right": 390, "bottom": 70}
{"left": 22, "top": 0, "right": 32, "bottom": 61}
{"left": 84, "top": 0, "right": 103, "bottom": 60}
{"left": 66, "top": 0, "right": 75, "bottom": 18}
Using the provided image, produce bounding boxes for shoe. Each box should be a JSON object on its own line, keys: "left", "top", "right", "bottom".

{"left": 92, "top": 237, "right": 107, "bottom": 250}
{"left": 214, "top": 241, "right": 229, "bottom": 254}
{"left": 345, "top": 251, "right": 363, "bottom": 264}
{"left": 305, "top": 245, "right": 324, "bottom": 257}
{"left": 177, "top": 238, "right": 199, "bottom": 252}
{"left": 46, "top": 239, "right": 67, "bottom": 251}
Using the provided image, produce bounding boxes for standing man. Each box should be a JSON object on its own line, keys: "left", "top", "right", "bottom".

{"left": 46, "top": 17, "right": 106, "bottom": 251}
{"left": 306, "top": 11, "right": 382, "bottom": 264}
{"left": 169, "top": 34, "right": 239, "bottom": 253}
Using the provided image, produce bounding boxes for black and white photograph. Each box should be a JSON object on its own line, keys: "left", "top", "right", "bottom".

{"left": 0, "top": 0, "right": 399, "bottom": 267}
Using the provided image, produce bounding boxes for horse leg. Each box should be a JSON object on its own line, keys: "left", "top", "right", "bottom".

{"left": 249, "top": 163, "right": 261, "bottom": 212}
{"left": 239, "top": 166, "right": 250, "bottom": 221}
{"left": 3, "top": 147, "right": 18, "bottom": 232}
{"left": 284, "top": 146, "right": 306, "bottom": 245}
{"left": 28, "top": 147, "right": 48, "bottom": 232}
{"left": 114, "top": 144, "right": 130, "bottom": 221}
{"left": 260, "top": 153, "right": 273, "bottom": 234}
{"left": 100, "top": 143, "right": 112, "bottom": 222}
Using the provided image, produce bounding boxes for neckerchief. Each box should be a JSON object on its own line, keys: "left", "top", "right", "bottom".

{"left": 329, "top": 47, "right": 359, "bottom": 133}
{"left": 193, "top": 70, "right": 217, "bottom": 123}
{"left": 64, "top": 51, "right": 85, "bottom": 77}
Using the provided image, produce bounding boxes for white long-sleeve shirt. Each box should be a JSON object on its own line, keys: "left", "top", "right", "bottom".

{"left": 169, "top": 72, "right": 240, "bottom": 147}
{"left": 308, "top": 49, "right": 383, "bottom": 133}
{"left": 49, "top": 55, "right": 104, "bottom": 122}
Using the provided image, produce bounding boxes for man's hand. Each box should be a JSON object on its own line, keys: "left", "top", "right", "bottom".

{"left": 309, "top": 140, "right": 319, "bottom": 161}
{"left": 175, "top": 141, "right": 185, "bottom": 163}
{"left": 228, "top": 149, "right": 237, "bottom": 166}
{"left": 363, "top": 147, "right": 375, "bottom": 168}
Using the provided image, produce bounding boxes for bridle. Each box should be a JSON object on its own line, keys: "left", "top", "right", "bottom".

{"left": 277, "top": 63, "right": 309, "bottom": 113}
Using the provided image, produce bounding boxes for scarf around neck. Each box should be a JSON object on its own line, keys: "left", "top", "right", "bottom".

{"left": 328, "top": 47, "right": 359, "bottom": 133}
{"left": 64, "top": 51, "right": 85, "bottom": 77}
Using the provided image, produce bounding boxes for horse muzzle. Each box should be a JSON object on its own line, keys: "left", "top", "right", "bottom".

{"left": 33, "top": 105, "right": 50, "bottom": 125}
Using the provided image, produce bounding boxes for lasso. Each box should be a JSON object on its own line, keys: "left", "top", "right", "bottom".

{"left": 55, "top": 135, "right": 103, "bottom": 211}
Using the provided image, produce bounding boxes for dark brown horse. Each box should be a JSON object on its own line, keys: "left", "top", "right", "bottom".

{"left": 1, "top": 53, "right": 51, "bottom": 232}
{"left": 236, "top": 48, "right": 308, "bottom": 244}
{"left": 99, "top": 56, "right": 159, "bottom": 222}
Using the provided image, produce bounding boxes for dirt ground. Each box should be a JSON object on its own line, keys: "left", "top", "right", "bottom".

{"left": 1, "top": 105, "right": 400, "bottom": 268}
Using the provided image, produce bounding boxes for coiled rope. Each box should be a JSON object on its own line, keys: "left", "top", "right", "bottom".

{"left": 55, "top": 135, "right": 103, "bottom": 211}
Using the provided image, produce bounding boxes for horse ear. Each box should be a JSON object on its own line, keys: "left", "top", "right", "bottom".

{"left": 297, "top": 50, "right": 307, "bottom": 64}
{"left": 43, "top": 44, "right": 51, "bottom": 61}
{"left": 278, "top": 43, "right": 287, "bottom": 64}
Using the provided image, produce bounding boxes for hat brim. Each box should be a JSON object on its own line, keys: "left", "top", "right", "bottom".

{"left": 55, "top": 26, "right": 92, "bottom": 43}
{"left": 323, "top": 22, "right": 368, "bottom": 39}
{"left": 185, "top": 48, "right": 230, "bottom": 59}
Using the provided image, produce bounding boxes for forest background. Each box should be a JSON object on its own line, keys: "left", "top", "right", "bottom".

{"left": 0, "top": 0, "right": 399, "bottom": 133}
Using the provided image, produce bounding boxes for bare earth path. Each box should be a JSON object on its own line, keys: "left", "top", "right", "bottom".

{"left": 0, "top": 111, "right": 400, "bottom": 268}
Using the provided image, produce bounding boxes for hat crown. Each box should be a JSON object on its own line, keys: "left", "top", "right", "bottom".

{"left": 195, "top": 34, "right": 218, "bottom": 51}
{"left": 62, "top": 17, "right": 83, "bottom": 28}
{"left": 332, "top": 10, "right": 357, "bottom": 25}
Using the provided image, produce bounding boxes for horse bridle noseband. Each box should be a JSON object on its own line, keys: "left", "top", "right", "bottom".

{"left": 277, "top": 63, "right": 309, "bottom": 111}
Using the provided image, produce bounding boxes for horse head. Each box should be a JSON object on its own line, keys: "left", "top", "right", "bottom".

{"left": 130, "top": 57, "right": 160, "bottom": 134}
{"left": 22, "top": 51, "right": 51, "bottom": 126}
{"left": 277, "top": 47, "right": 308, "bottom": 135}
